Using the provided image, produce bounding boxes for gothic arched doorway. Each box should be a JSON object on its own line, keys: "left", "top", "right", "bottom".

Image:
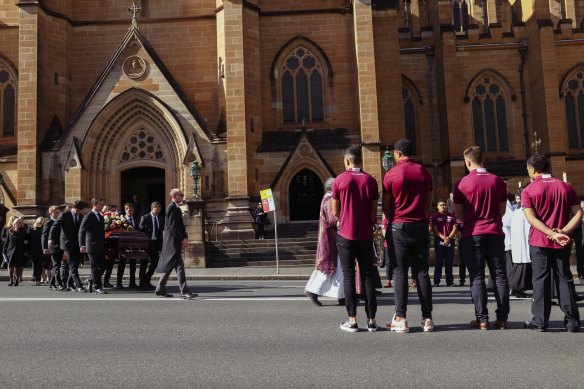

{"left": 289, "top": 169, "right": 324, "bottom": 221}
{"left": 121, "top": 167, "right": 165, "bottom": 216}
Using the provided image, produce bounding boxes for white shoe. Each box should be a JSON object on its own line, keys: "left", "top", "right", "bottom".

{"left": 340, "top": 321, "right": 359, "bottom": 333}
{"left": 422, "top": 318, "right": 434, "bottom": 332}
{"left": 388, "top": 313, "right": 409, "bottom": 333}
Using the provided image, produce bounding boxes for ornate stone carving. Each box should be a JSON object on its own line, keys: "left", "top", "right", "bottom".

{"left": 123, "top": 56, "right": 146, "bottom": 79}
{"left": 120, "top": 128, "right": 165, "bottom": 162}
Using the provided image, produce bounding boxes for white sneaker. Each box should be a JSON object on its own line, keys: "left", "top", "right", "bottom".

{"left": 340, "top": 321, "right": 359, "bottom": 333}
{"left": 388, "top": 314, "right": 409, "bottom": 333}
{"left": 422, "top": 318, "right": 434, "bottom": 332}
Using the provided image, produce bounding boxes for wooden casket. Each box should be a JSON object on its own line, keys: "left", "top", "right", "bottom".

{"left": 106, "top": 230, "right": 150, "bottom": 260}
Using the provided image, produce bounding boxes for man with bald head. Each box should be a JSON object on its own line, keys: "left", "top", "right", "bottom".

{"left": 154, "top": 189, "right": 196, "bottom": 299}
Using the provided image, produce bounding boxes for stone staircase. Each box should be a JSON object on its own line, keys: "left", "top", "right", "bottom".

{"left": 208, "top": 222, "right": 319, "bottom": 267}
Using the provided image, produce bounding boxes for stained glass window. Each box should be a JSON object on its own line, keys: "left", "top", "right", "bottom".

{"left": 470, "top": 76, "right": 509, "bottom": 152}
{"left": 0, "top": 65, "right": 16, "bottom": 137}
{"left": 279, "top": 46, "right": 325, "bottom": 124}
{"left": 563, "top": 70, "right": 584, "bottom": 148}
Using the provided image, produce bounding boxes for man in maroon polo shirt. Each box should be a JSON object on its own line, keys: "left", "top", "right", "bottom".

{"left": 521, "top": 154, "right": 581, "bottom": 332}
{"left": 383, "top": 138, "right": 433, "bottom": 333}
{"left": 332, "top": 145, "right": 379, "bottom": 333}
{"left": 430, "top": 200, "right": 458, "bottom": 287}
{"left": 453, "top": 146, "right": 509, "bottom": 330}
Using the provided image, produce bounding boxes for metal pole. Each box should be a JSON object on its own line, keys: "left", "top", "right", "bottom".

{"left": 274, "top": 209, "right": 280, "bottom": 274}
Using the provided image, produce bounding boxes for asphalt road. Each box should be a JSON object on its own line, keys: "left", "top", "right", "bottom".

{"left": 0, "top": 280, "right": 583, "bottom": 389}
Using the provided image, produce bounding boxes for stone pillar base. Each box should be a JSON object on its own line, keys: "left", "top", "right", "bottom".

{"left": 184, "top": 198, "right": 207, "bottom": 268}
{"left": 221, "top": 196, "right": 255, "bottom": 240}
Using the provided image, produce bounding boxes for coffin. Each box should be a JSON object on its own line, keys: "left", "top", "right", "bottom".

{"left": 106, "top": 230, "right": 150, "bottom": 260}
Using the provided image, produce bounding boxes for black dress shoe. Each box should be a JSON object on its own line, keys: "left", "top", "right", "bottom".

{"left": 56, "top": 285, "right": 65, "bottom": 291}
{"left": 146, "top": 283, "right": 156, "bottom": 290}
{"left": 576, "top": 294, "right": 584, "bottom": 302}
{"left": 103, "top": 282, "right": 114, "bottom": 288}
{"left": 128, "top": 283, "right": 139, "bottom": 289}
{"left": 114, "top": 284, "right": 124, "bottom": 290}
{"left": 305, "top": 291, "right": 322, "bottom": 306}
{"left": 181, "top": 293, "right": 197, "bottom": 300}
{"left": 524, "top": 321, "right": 546, "bottom": 332}
{"left": 94, "top": 288, "right": 108, "bottom": 294}
{"left": 155, "top": 291, "right": 173, "bottom": 298}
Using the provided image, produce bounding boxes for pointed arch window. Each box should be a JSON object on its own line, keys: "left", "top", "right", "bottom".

{"left": 470, "top": 76, "right": 509, "bottom": 152}
{"left": 453, "top": 0, "right": 470, "bottom": 32}
{"left": 562, "top": 70, "right": 584, "bottom": 148}
{"left": 0, "top": 63, "right": 16, "bottom": 137}
{"left": 279, "top": 46, "right": 325, "bottom": 124}
{"left": 402, "top": 84, "right": 419, "bottom": 155}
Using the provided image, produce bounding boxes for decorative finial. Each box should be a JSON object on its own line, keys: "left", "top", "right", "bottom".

{"left": 531, "top": 131, "right": 542, "bottom": 155}
{"left": 128, "top": 2, "right": 141, "bottom": 28}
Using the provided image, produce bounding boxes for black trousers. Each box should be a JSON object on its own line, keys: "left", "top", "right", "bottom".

{"left": 462, "top": 234, "right": 509, "bottom": 323}
{"left": 103, "top": 258, "right": 115, "bottom": 284}
{"left": 50, "top": 251, "right": 63, "bottom": 287}
{"left": 388, "top": 222, "right": 432, "bottom": 319}
{"left": 144, "top": 241, "right": 160, "bottom": 285}
{"left": 65, "top": 250, "right": 83, "bottom": 289}
{"left": 574, "top": 231, "right": 584, "bottom": 281}
{"left": 31, "top": 255, "right": 43, "bottom": 282}
{"left": 117, "top": 258, "right": 137, "bottom": 286}
{"left": 529, "top": 246, "right": 580, "bottom": 328}
{"left": 88, "top": 251, "right": 106, "bottom": 290}
{"left": 457, "top": 239, "right": 466, "bottom": 283}
{"left": 338, "top": 236, "right": 377, "bottom": 319}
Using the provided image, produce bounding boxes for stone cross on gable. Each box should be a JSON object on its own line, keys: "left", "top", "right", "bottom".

{"left": 128, "top": 2, "right": 141, "bottom": 28}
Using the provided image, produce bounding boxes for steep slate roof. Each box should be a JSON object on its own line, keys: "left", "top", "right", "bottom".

{"left": 56, "top": 25, "right": 218, "bottom": 150}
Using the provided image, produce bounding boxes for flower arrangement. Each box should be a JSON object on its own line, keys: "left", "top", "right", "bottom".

{"left": 103, "top": 211, "right": 135, "bottom": 233}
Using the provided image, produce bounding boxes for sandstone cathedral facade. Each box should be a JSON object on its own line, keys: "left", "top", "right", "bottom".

{"left": 1, "top": 0, "right": 584, "bottom": 240}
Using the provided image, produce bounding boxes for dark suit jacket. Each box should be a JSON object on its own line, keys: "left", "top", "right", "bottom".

{"left": 42, "top": 218, "right": 61, "bottom": 255}
{"left": 50, "top": 211, "right": 82, "bottom": 252}
{"left": 156, "top": 202, "right": 187, "bottom": 273}
{"left": 139, "top": 213, "right": 164, "bottom": 251}
{"left": 79, "top": 211, "right": 105, "bottom": 254}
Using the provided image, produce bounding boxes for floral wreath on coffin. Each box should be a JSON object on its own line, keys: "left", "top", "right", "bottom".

{"left": 103, "top": 211, "right": 135, "bottom": 238}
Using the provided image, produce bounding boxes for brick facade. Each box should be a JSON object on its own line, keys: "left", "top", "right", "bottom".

{"left": 0, "top": 0, "right": 583, "bottom": 229}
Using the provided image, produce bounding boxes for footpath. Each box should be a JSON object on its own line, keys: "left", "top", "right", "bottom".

{"left": 1, "top": 265, "right": 581, "bottom": 282}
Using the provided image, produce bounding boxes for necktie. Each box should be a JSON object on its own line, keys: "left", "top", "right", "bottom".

{"left": 129, "top": 217, "right": 134, "bottom": 228}
{"left": 153, "top": 216, "right": 158, "bottom": 237}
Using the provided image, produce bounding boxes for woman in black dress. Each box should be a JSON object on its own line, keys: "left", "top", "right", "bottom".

{"left": 3, "top": 218, "right": 29, "bottom": 286}
{"left": 29, "top": 217, "right": 46, "bottom": 286}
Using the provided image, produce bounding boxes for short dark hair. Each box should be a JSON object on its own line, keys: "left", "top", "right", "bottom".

{"left": 151, "top": 201, "right": 161, "bottom": 209}
{"left": 463, "top": 146, "right": 483, "bottom": 164}
{"left": 394, "top": 138, "right": 413, "bottom": 156}
{"left": 90, "top": 197, "right": 104, "bottom": 206}
{"left": 124, "top": 202, "right": 135, "bottom": 210}
{"left": 527, "top": 154, "right": 550, "bottom": 174}
{"left": 73, "top": 200, "right": 85, "bottom": 210}
{"left": 344, "top": 145, "right": 362, "bottom": 165}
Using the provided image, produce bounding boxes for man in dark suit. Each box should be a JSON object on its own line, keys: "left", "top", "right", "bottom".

{"left": 155, "top": 189, "right": 195, "bottom": 299}
{"left": 49, "top": 201, "right": 85, "bottom": 292}
{"left": 43, "top": 205, "right": 65, "bottom": 291}
{"left": 79, "top": 197, "right": 107, "bottom": 294}
{"left": 139, "top": 201, "right": 163, "bottom": 290}
{"left": 115, "top": 203, "right": 140, "bottom": 289}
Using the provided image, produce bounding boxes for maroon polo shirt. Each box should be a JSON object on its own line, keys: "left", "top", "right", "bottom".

{"left": 331, "top": 168, "right": 379, "bottom": 241}
{"left": 383, "top": 158, "right": 433, "bottom": 223}
{"left": 430, "top": 212, "right": 457, "bottom": 237}
{"left": 453, "top": 168, "right": 507, "bottom": 238}
{"left": 521, "top": 174, "right": 580, "bottom": 249}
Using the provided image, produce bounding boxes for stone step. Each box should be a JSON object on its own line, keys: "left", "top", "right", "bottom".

{"left": 210, "top": 258, "right": 316, "bottom": 267}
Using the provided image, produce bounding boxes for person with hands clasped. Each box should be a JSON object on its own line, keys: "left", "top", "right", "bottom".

{"left": 430, "top": 200, "right": 458, "bottom": 287}
{"left": 521, "top": 154, "right": 581, "bottom": 332}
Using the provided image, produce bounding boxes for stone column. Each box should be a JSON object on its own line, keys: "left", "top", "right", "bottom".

{"left": 14, "top": 0, "right": 40, "bottom": 217}
{"left": 220, "top": 0, "right": 255, "bottom": 240}
{"left": 353, "top": 1, "right": 382, "bottom": 186}
{"left": 184, "top": 199, "right": 207, "bottom": 267}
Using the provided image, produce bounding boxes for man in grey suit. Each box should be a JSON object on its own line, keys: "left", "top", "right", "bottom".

{"left": 79, "top": 197, "right": 107, "bottom": 294}
{"left": 155, "top": 188, "right": 195, "bottom": 299}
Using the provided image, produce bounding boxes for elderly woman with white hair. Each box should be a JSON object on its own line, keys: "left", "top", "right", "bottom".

{"left": 305, "top": 177, "right": 345, "bottom": 306}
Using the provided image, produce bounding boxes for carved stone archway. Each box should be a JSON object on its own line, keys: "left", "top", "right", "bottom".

{"left": 79, "top": 89, "right": 188, "bottom": 203}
